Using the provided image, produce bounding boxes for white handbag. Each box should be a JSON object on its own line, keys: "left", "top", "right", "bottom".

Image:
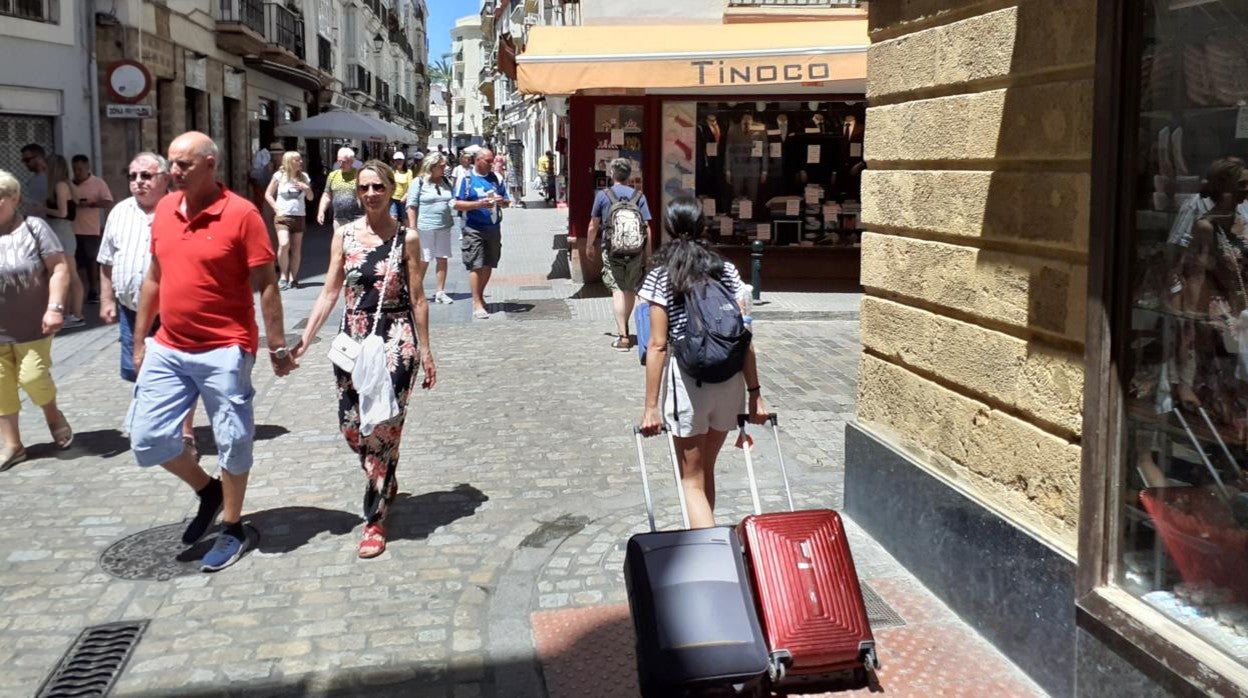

{"left": 327, "top": 332, "right": 362, "bottom": 372}
{"left": 328, "top": 225, "right": 404, "bottom": 373}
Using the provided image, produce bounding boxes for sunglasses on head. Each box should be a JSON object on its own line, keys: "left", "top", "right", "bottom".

{"left": 357, "top": 183, "right": 387, "bottom": 193}
{"left": 127, "top": 171, "right": 159, "bottom": 182}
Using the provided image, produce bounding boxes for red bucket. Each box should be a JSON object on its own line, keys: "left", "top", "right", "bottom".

{"left": 1139, "top": 487, "right": 1248, "bottom": 602}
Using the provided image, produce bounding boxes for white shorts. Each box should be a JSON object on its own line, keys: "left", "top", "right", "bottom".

{"left": 419, "top": 226, "right": 453, "bottom": 262}
{"left": 661, "top": 359, "right": 746, "bottom": 438}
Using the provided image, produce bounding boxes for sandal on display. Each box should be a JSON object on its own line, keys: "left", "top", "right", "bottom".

{"left": 0, "top": 447, "right": 27, "bottom": 471}
{"left": 358, "top": 523, "right": 386, "bottom": 559}
{"left": 49, "top": 412, "right": 73, "bottom": 450}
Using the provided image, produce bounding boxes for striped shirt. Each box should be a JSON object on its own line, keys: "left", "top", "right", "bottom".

{"left": 97, "top": 197, "right": 155, "bottom": 310}
{"left": 638, "top": 262, "right": 743, "bottom": 340}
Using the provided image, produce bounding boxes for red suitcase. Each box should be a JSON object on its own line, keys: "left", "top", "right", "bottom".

{"left": 736, "top": 414, "right": 880, "bottom": 689}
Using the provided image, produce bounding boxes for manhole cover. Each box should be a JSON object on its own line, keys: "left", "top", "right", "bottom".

{"left": 37, "top": 620, "right": 148, "bottom": 698}
{"left": 862, "top": 582, "right": 906, "bottom": 630}
{"left": 99, "top": 523, "right": 259, "bottom": 581}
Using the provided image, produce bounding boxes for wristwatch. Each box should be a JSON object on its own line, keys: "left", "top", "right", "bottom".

{"left": 269, "top": 339, "right": 302, "bottom": 361}
{"left": 47, "top": 303, "right": 64, "bottom": 312}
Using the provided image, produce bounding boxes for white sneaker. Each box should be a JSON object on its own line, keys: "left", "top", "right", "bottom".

{"left": 436, "top": 291, "right": 453, "bottom": 304}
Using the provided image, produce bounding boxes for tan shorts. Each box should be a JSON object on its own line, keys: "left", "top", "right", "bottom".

{"left": 274, "top": 215, "right": 306, "bottom": 234}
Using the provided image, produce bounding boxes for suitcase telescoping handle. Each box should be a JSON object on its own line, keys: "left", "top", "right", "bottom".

{"left": 633, "top": 426, "right": 692, "bottom": 531}
{"left": 736, "top": 413, "right": 795, "bottom": 515}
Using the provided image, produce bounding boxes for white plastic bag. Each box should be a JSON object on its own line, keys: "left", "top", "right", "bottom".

{"left": 351, "top": 334, "right": 397, "bottom": 436}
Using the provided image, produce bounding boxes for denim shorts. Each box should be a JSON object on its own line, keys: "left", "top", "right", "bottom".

{"left": 127, "top": 339, "right": 256, "bottom": 474}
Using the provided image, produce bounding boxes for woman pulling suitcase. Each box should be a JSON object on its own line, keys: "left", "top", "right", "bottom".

{"left": 638, "top": 196, "right": 768, "bottom": 528}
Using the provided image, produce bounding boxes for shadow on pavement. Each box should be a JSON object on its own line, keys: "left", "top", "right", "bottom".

{"left": 46, "top": 428, "right": 131, "bottom": 460}
{"left": 386, "top": 483, "right": 488, "bottom": 542}
{"left": 570, "top": 282, "right": 611, "bottom": 299}
{"left": 242, "top": 506, "right": 364, "bottom": 554}
{"left": 192, "top": 423, "right": 291, "bottom": 457}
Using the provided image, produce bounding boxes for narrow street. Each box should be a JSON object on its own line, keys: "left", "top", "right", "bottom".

{"left": 0, "top": 206, "right": 1042, "bottom": 697}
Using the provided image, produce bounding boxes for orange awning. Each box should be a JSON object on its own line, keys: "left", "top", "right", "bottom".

{"left": 517, "top": 20, "right": 867, "bottom": 95}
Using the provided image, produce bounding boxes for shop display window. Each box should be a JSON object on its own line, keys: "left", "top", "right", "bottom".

{"left": 1119, "top": 0, "right": 1248, "bottom": 668}
{"left": 660, "top": 100, "right": 864, "bottom": 248}
{"left": 592, "top": 103, "right": 645, "bottom": 191}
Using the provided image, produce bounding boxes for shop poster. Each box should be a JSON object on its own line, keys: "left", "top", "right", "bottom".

{"left": 661, "top": 101, "right": 698, "bottom": 215}
{"left": 595, "top": 105, "right": 620, "bottom": 132}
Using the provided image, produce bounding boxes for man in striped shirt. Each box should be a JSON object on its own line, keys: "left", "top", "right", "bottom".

{"left": 97, "top": 152, "right": 195, "bottom": 442}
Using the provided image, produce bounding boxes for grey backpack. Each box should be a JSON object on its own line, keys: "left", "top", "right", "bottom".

{"left": 602, "top": 187, "right": 646, "bottom": 255}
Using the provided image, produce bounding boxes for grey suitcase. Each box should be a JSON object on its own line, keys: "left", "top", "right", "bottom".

{"left": 623, "top": 427, "right": 770, "bottom": 697}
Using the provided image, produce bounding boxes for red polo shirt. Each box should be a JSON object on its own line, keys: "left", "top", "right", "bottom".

{"left": 150, "top": 185, "right": 275, "bottom": 353}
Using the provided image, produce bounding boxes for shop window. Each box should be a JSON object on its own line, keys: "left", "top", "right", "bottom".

{"left": 1118, "top": 0, "right": 1248, "bottom": 670}
{"left": 661, "top": 101, "right": 863, "bottom": 248}
{"left": 590, "top": 103, "right": 644, "bottom": 193}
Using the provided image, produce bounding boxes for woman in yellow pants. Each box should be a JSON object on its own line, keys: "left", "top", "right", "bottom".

{"left": 0, "top": 169, "right": 73, "bottom": 469}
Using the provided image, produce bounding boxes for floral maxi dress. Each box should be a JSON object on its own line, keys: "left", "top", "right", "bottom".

{"left": 336, "top": 225, "right": 419, "bottom": 524}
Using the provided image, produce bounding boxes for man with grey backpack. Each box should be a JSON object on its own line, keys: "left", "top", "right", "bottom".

{"left": 588, "top": 157, "right": 652, "bottom": 351}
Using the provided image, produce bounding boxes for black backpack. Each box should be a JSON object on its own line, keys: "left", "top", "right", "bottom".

{"left": 673, "top": 278, "right": 751, "bottom": 385}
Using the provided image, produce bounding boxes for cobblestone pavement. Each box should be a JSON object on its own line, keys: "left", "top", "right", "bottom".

{"left": 0, "top": 209, "right": 1042, "bottom": 697}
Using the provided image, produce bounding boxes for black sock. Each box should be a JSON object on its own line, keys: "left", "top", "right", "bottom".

{"left": 223, "top": 521, "right": 245, "bottom": 540}
{"left": 181, "top": 478, "right": 223, "bottom": 545}
{"left": 195, "top": 478, "right": 219, "bottom": 498}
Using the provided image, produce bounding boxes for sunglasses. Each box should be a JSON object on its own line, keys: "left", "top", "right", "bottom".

{"left": 356, "top": 183, "right": 387, "bottom": 193}
{"left": 127, "top": 171, "right": 160, "bottom": 182}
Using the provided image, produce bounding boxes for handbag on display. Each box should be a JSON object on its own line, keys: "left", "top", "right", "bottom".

{"left": 327, "top": 223, "right": 405, "bottom": 373}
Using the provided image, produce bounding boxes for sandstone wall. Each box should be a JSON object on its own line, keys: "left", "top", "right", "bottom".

{"left": 859, "top": 0, "right": 1095, "bottom": 554}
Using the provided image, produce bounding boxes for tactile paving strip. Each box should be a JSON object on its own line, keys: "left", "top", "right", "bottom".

{"left": 37, "top": 620, "right": 148, "bottom": 698}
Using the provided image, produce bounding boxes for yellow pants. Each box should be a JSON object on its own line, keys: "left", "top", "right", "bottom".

{"left": 0, "top": 337, "right": 56, "bottom": 416}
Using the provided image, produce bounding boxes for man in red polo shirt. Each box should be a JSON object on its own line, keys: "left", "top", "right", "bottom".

{"left": 128, "top": 131, "right": 298, "bottom": 572}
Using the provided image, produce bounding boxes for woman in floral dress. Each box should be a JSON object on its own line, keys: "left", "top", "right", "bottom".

{"left": 296, "top": 160, "right": 437, "bottom": 558}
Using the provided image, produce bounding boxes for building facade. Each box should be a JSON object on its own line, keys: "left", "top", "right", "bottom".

{"left": 450, "top": 14, "right": 488, "bottom": 148}
{"left": 34, "top": 0, "right": 431, "bottom": 199}
{"left": 0, "top": 2, "right": 95, "bottom": 183}
{"left": 848, "top": 1, "right": 1248, "bottom": 696}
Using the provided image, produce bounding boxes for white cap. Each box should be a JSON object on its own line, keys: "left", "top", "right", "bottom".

{"left": 391, "top": 151, "right": 406, "bottom": 160}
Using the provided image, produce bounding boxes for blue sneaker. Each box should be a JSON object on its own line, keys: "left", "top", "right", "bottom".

{"left": 200, "top": 530, "right": 250, "bottom": 572}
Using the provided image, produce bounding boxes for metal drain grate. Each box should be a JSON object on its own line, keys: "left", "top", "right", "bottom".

{"left": 862, "top": 582, "right": 906, "bottom": 630}
{"left": 37, "top": 620, "right": 148, "bottom": 698}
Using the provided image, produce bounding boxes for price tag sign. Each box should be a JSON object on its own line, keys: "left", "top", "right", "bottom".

{"left": 785, "top": 199, "right": 800, "bottom": 216}
{"left": 681, "top": 173, "right": 695, "bottom": 189}
{"left": 739, "top": 200, "right": 753, "bottom": 219}
{"left": 611, "top": 129, "right": 625, "bottom": 145}
{"left": 706, "top": 142, "right": 718, "bottom": 157}
{"left": 807, "top": 145, "right": 821, "bottom": 163}
{"left": 757, "top": 223, "right": 771, "bottom": 241}
{"left": 770, "top": 142, "right": 782, "bottom": 158}
{"left": 702, "top": 198, "right": 716, "bottom": 216}
{"left": 849, "top": 142, "right": 863, "bottom": 157}
{"left": 751, "top": 141, "right": 764, "bottom": 158}
{"left": 720, "top": 217, "right": 733, "bottom": 237}
{"left": 1238, "top": 107, "right": 1248, "bottom": 139}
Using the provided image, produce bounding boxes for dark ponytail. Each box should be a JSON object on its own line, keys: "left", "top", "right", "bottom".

{"left": 654, "top": 196, "right": 725, "bottom": 294}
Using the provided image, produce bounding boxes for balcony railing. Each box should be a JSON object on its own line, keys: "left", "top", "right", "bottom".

{"left": 364, "top": 0, "right": 381, "bottom": 18}
{"left": 265, "top": 2, "right": 304, "bottom": 60}
{"left": 217, "top": 0, "right": 263, "bottom": 33}
{"left": 727, "top": 0, "right": 859, "bottom": 5}
{"left": 318, "top": 35, "right": 333, "bottom": 73}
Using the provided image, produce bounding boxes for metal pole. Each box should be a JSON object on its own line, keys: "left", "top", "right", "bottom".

{"left": 750, "top": 239, "right": 763, "bottom": 302}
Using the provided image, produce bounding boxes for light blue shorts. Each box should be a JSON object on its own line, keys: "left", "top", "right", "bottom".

{"left": 127, "top": 339, "right": 257, "bottom": 474}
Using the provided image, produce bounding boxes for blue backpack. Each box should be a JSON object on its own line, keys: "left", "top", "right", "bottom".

{"left": 673, "top": 278, "right": 751, "bottom": 385}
